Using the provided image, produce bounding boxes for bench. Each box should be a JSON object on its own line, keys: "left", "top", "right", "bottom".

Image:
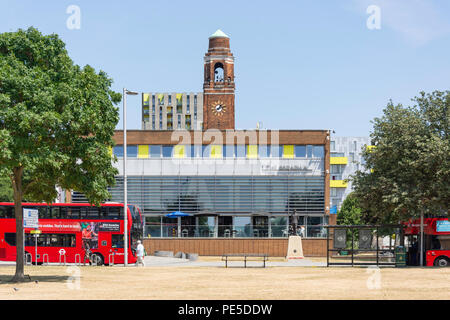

{"left": 221, "top": 254, "right": 268, "bottom": 268}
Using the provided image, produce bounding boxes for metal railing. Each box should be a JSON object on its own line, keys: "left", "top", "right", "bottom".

{"left": 42, "top": 254, "right": 49, "bottom": 265}
{"left": 109, "top": 253, "right": 115, "bottom": 266}
{"left": 25, "top": 253, "right": 32, "bottom": 266}
{"left": 59, "top": 253, "right": 66, "bottom": 266}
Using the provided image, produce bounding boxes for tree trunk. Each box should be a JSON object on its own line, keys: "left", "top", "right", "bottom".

{"left": 11, "top": 167, "right": 25, "bottom": 282}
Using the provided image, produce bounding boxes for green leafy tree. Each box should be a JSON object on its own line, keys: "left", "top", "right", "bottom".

{"left": 0, "top": 27, "right": 121, "bottom": 282}
{"left": 0, "top": 174, "right": 13, "bottom": 202}
{"left": 337, "top": 193, "right": 362, "bottom": 226}
{"left": 352, "top": 91, "right": 450, "bottom": 225}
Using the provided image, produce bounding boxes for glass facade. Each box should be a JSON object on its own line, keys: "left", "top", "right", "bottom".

{"left": 109, "top": 176, "right": 324, "bottom": 216}
{"left": 142, "top": 215, "right": 328, "bottom": 238}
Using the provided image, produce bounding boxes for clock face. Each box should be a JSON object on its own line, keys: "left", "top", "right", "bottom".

{"left": 211, "top": 100, "right": 227, "bottom": 116}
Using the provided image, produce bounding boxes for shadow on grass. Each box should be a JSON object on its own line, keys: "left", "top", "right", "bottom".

{"left": 0, "top": 274, "right": 70, "bottom": 284}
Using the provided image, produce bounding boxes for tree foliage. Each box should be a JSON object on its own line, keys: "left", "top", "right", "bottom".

{"left": 0, "top": 174, "right": 13, "bottom": 202}
{"left": 352, "top": 91, "right": 450, "bottom": 224}
{"left": 0, "top": 27, "right": 121, "bottom": 281}
{"left": 337, "top": 193, "right": 363, "bottom": 226}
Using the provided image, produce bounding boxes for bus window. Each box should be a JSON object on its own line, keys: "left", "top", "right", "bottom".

{"left": 67, "top": 207, "right": 80, "bottom": 219}
{"left": 49, "top": 234, "right": 61, "bottom": 247}
{"left": 0, "top": 206, "right": 14, "bottom": 218}
{"left": 25, "top": 234, "right": 34, "bottom": 246}
{"left": 108, "top": 207, "right": 121, "bottom": 220}
{"left": 86, "top": 207, "right": 99, "bottom": 219}
{"left": 80, "top": 207, "right": 88, "bottom": 219}
{"left": 37, "top": 234, "right": 48, "bottom": 247}
{"left": 62, "top": 234, "right": 76, "bottom": 247}
{"left": 5, "top": 233, "right": 16, "bottom": 246}
{"left": 49, "top": 207, "right": 60, "bottom": 219}
{"left": 111, "top": 234, "right": 124, "bottom": 248}
{"left": 99, "top": 207, "right": 108, "bottom": 218}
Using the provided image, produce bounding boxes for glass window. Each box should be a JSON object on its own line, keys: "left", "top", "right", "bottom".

{"left": 223, "top": 145, "right": 234, "bottom": 158}
{"left": 190, "top": 145, "right": 202, "bottom": 158}
{"left": 270, "top": 145, "right": 282, "bottom": 158}
{"left": 294, "top": 145, "right": 306, "bottom": 158}
{"left": 49, "top": 207, "right": 60, "bottom": 219}
{"left": 330, "top": 141, "right": 335, "bottom": 151}
{"left": 308, "top": 216, "right": 323, "bottom": 225}
{"left": 5, "top": 233, "right": 16, "bottom": 246}
{"left": 313, "top": 146, "right": 324, "bottom": 158}
{"left": 145, "top": 216, "right": 161, "bottom": 238}
{"left": 149, "top": 145, "right": 161, "bottom": 158}
{"left": 306, "top": 145, "right": 313, "bottom": 158}
{"left": 162, "top": 146, "right": 173, "bottom": 158}
{"left": 331, "top": 188, "right": 337, "bottom": 197}
{"left": 168, "top": 95, "right": 172, "bottom": 105}
{"left": 258, "top": 145, "right": 270, "bottom": 158}
{"left": 127, "top": 145, "right": 138, "bottom": 158}
{"left": 234, "top": 216, "right": 252, "bottom": 237}
{"left": 113, "top": 145, "right": 124, "bottom": 157}
{"left": 270, "top": 216, "right": 288, "bottom": 237}
{"left": 331, "top": 152, "right": 345, "bottom": 157}
{"left": 349, "top": 152, "right": 355, "bottom": 162}
{"left": 235, "top": 145, "right": 246, "bottom": 158}
{"left": 0, "top": 206, "right": 14, "bottom": 218}
{"left": 112, "top": 234, "right": 124, "bottom": 248}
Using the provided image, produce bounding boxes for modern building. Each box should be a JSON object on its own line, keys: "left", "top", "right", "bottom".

{"left": 71, "top": 30, "right": 334, "bottom": 256}
{"left": 329, "top": 136, "right": 372, "bottom": 212}
{"left": 142, "top": 93, "right": 203, "bottom": 130}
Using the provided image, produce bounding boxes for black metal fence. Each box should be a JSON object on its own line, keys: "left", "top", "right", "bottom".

{"left": 326, "top": 225, "right": 404, "bottom": 267}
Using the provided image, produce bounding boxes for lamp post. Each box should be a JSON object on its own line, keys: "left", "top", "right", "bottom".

{"left": 123, "top": 88, "right": 138, "bottom": 266}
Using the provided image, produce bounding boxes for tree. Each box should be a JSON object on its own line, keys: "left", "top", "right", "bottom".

{"left": 337, "top": 193, "right": 362, "bottom": 226}
{"left": 0, "top": 174, "right": 13, "bottom": 202}
{"left": 352, "top": 91, "right": 450, "bottom": 224}
{"left": 0, "top": 27, "right": 121, "bottom": 282}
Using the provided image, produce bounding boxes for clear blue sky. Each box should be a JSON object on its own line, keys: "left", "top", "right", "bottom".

{"left": 1, "top": 0, "right": 449, "bottom": 136}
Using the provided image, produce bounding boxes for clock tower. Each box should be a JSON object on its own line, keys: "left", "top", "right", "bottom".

{"left": 203, "top": 30, "right": 235, "bottom": 130}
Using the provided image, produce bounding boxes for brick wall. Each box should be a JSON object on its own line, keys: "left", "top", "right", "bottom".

{"left": 143, "top": 238, "right": 329, "bottom": 257}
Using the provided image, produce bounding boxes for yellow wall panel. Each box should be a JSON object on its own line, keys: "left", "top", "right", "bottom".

{"left": 330, "top": 157, "right": 348, "bottom": 165}
{"left": 174, "top": 145, "right": 185, "bottom": 158}
{"left": 210, "top": 145, "right": 223, "bottom": 158}
{"left": 143, "top": 93, "right": 149, "bottom": 105}
{"left": 138, "top": 145, "right": 149, "bottom": 158}
{"left": 283, "top": 145, "right": 294, "bottom": 158}
{"left": 330, "top": 180, "right": 348, "bottom": 188}
{"left": 247, "top": 145, "right": 258, "bottom": 158}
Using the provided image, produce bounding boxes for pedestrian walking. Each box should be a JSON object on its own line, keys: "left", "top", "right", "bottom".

{"left": 135, "top": 240, "right": 145, "bottom": 267}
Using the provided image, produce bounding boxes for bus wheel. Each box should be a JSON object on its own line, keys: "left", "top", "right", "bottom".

{"left": 91, "top": 254, "right": 104, "bottom": 266}
{"left": 434, "top": 257, "right": 450, "bottom": 267}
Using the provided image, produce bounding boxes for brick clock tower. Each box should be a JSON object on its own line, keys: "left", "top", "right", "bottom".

{"left": 203, "top": 30, "right": 235, "bottom": 130}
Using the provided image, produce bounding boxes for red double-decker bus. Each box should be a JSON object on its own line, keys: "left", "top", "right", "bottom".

{"left": 404, "top": 217, "right": 450, "bottom": 267}
{"left": 0, "top": 202, "right": 143, "bottom": 265}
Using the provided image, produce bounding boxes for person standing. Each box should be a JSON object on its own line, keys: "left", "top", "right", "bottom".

{"left": 135, "top": 240, "right": 145, "bottom": 267}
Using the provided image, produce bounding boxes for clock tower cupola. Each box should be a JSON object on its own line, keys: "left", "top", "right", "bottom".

{"left": 203, "top": 30, "right": 235, "bottom": 130}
